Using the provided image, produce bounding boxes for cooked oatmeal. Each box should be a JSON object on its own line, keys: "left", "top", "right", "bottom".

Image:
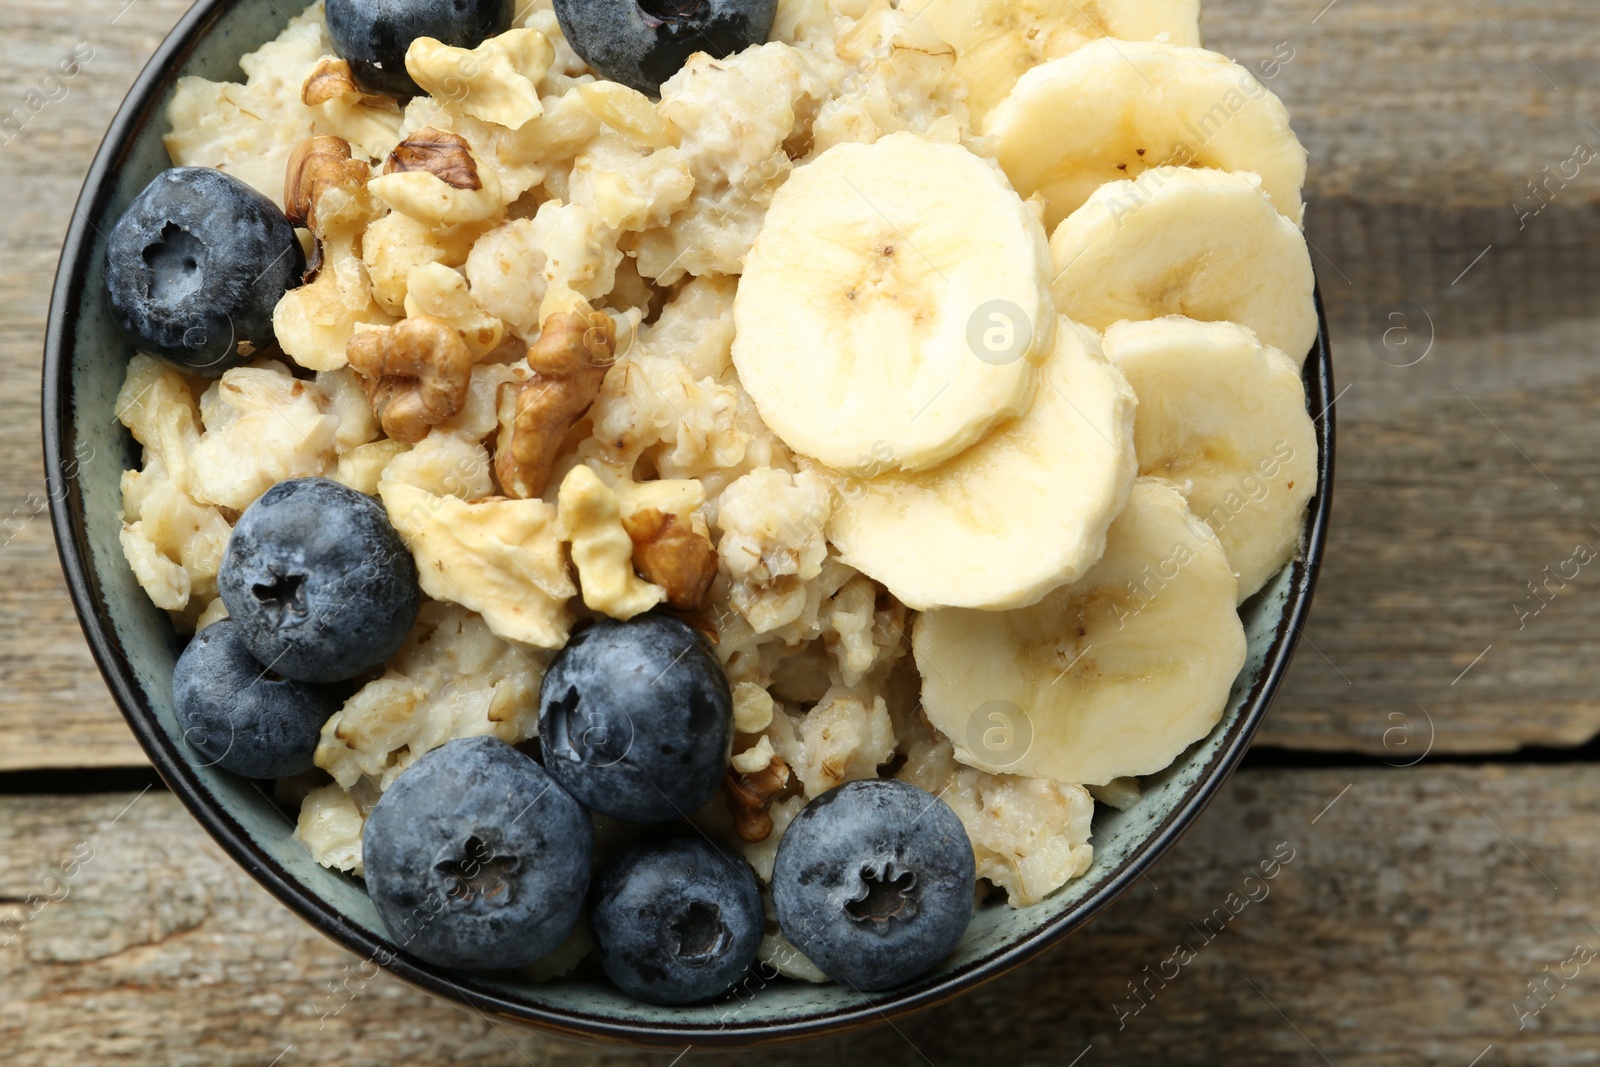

{"left": 116, "top": 0, "right": 1317, "bottom": 984}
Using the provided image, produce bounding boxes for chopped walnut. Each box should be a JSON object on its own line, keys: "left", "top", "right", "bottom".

{"left": 346, "top": 316, "right": 473, "bottom": 444}
{"left": 724, "top": 752, "right": 791, "bottom": 843}
{"left": 301, "top": 57, "right": 395, "bottom": 110}
{"left": 624, "top": 507, "right": 717, "bottom": 611}
{"left": 494, "top": 311, "right": 616, "bottom": 499}
{"left": 275, "top": 129, "right": 392, "bottom": 372}
{"left": 557, "top": 464, "right": 665, "bottom": 620}
{"left": 284, "top": 134, "right": 370, "bottom": 234}
{"left": 405, "top": 29, "right": 553, "bottom": 130}
{"left": 384, "top": 127, "right": 482, "bottom": 191}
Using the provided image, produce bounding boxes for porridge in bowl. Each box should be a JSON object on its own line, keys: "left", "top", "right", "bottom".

{"left": 105, "top": 0, "right": 1319, "bottom": 1003}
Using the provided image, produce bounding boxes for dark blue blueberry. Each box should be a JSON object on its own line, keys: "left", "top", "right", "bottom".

{"left": 217, "top": 478, "right": 420, "bottom": 684}
{"left": 590, "top": 835, "right": 762, "bottom": 1004}
{"left": 771, "top": 778, "right": 975, "bottom": 991}
{"left": 104, "top": 167, "right": 303, "bottom": 377}
{"left": 538, "top": 614, "right": 732, "bottom": 823}
{"left": 552, "top": 0, "right": 779, "bottom": 96}
{"left": 362, "top": 736, "right": 594, "bottom": 970}
{"left": 326, "top": 0, "right": 517, "bottom": 98}
{"left": 172, "top": 619, "right": 340, "bottom": 779}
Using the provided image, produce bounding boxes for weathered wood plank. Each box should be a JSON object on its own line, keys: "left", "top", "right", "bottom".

{"left": 2, "top": 0, "right": 1597, "bottom": 764}
{"left": 0, "top": 0, "right": 194, "bottom": 770}
{"left": 1, "top": 766, "right": 1593, "bottom": 1065}
{"left": 1253, "top": 197, "right": 1600, "bottom": 754}
{"left": 1205, "top": 0, "right": 1600, "bottom": 206}
{"left": 1208, "top": 0, "right": 1600, "bottom": 754}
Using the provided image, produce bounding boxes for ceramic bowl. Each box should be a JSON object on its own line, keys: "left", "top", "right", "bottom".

{"left": 43, "top": 0, "right": 1334, "bottom": 1048}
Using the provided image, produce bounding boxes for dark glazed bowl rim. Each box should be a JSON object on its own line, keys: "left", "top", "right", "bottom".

{"left": 43, "top": 0, "right": 1336, "bottom": 1049}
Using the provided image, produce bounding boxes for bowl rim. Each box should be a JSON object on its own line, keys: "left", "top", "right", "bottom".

{"left": 42, "top": 0, "right": 1336, "bottom": 1048}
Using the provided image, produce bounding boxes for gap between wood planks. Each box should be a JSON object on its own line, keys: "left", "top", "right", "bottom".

{"left": 11, "top": 735, "right": 1600, "bottom": 797}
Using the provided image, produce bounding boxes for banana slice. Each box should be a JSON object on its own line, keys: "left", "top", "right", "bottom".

{"left": 827, "top": 317, "right": 1135, "bottom": 612}
{"left": 732, "top": 131, "right": 1055, "bottom": 475}
{"left": 915, "top": 479, "right": 1245, "bottom": 785}
{"left": 1050, "top": 166, "right": 1318, "bottom": 364}
{"left": 920, "top": 0, "right": 1200, "bottom": 125}
{"left": 987, "top": 39, "right": 1306, "bottom": 231}
{"left": 1104, "top": 318, "right": 1317, "bottom": 602}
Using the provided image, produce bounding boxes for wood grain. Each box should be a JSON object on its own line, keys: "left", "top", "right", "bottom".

{"left": 2, "top": 766, "right": 1595, "bottom": 1065}
{"left": 1208, "top": 0, "right": 1600, "bottom": 753}
{"left": 0, "top": 0, "right": 195, "bottom": 770}
{"left": 2, "top": 0, "right": 1597, "bottom": 764}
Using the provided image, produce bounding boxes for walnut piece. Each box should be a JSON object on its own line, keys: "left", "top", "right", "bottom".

{"left": 285, "top": 134, "right": 370, "bottom": 233}
{"left": 725, "top": 754, "right": 792, "bottom": 844}
{"left": 274, "top": 138, "right": 391, "bottom": 369}
{"left": 405, "top": 29, "right": 553, "bottom": 130}
{"left": 384, "top": 127, "right": 482, "bottom": 191}
{"left": 495, "top": 311, "right": 616, "bottom": 499}
{"left": 346, "top": 316, "right": 473, "bottom": 444}
{"left": 624, "top": 507, "right": 717, "bottom": 610}
{"left": 301, "top": 57, "right": 396, "bottom": 110}
{"left": 379, "top": 482, "right": 576, "bottom": 649}
{"left": 557, "top": 464, "right": 666, "bottom": 621}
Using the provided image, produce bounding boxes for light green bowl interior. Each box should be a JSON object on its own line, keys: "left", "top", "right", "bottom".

{"left": 65, "top": 0, "right": 1300, "bottom": 1031}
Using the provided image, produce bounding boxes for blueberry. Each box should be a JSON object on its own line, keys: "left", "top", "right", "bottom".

{"left": 538, "top": 614, "right": 732, "bottom": 823}
{"left": 326, "top": 0, "right": 517, "bottom": 97}
{"left": 552, "top": 0, "right": 779, "bottom": 96}
{"left": 172, "top": 620, "right": 341, "bottom": 778}
{"left": 590, "top": 835, "right": 763, "bottom": 1004}
{"left": 771, "top": 779, "right": 975, "bottom": 991}
{"left": 217, "top": 478, "right": 420, "bottom": 684}
{"left": 362, "top": 736, "right": 594, "bottom": 970}
{"left": 104, "top": 167, "right": 303, "bottom": 377}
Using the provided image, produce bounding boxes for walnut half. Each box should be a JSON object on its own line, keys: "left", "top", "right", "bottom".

{"left": 495, "top": 311, "right": 616, "bottom": 499}
{"left": 624, "top": 508, "right": 717, "bottom": 611}
{"left": 384, "top": 127, "right": 482, "bottom": 191}
{"left": 724, "top": 755, "right": 791, "bottom": 843}
{"left": 346, "top": 315, "right": 473, "bottom": 444}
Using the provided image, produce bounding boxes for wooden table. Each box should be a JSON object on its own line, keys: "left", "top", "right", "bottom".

{"left": 3, "top": 0, "right": 1596, "bottom": 1062}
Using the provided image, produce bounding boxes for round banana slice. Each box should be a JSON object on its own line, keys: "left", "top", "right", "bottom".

{"left": 986, "top": 39, "right": 1306, "bottom": 231}
{"left": 1050, "top": 166, "right": 1318, "bottom": 365}
{"left": 827, "top": 318, "right": 1135, "bottom": 612}
{"left": 732, "top": 132, "right": 1054, "bottom": 475}
{"left": 919, "top": 0, "right": 1200, "bottom": 125}
{"left": 915, "top": 479, "right": 1246, "bottom": 786}
{"left": 1104, "top": 317, "right": 1318, "bottom": 602}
